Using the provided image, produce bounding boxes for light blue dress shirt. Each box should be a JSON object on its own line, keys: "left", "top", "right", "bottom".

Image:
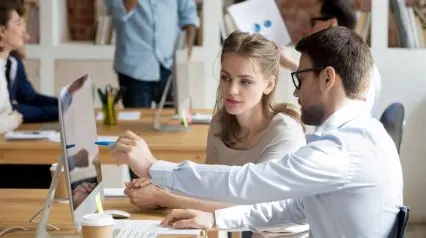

{"left": 150, "top": 100, "right": 403, "bottom": 237}
{"left": 104, "top": 0, "right": 199, "bottom": 81}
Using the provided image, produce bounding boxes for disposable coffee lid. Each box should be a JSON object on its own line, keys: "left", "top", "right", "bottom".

{"left": 81, "top": 213, "right": 115, "bottom": 227}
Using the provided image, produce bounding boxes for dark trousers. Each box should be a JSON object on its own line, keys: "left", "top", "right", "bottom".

{"left": 118, "top": 65, "right": 173, "bottom": 108}
{"left": 0, "top": 164, "right": 51, "bottom": 188}
{"left": 118, "top": 65, "right": 173, "bottom": 179}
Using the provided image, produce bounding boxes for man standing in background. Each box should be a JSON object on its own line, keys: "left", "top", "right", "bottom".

{"left": 279, "top": 0, "right": 382, "bottom": 116}
{"left": 104, "top": 0, "right": 198, "bottom": 108}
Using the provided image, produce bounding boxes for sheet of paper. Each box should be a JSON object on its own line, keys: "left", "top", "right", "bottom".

{"left": 114, "top": 220, "right": 201, "bottom": 235}
{"left": 104, "top": 188, "right": 126, "bottom": 197}
{"left": 96, "top": 111, "right": 141, "bottom": 121}
{"left": 157, "top": 226, "right": 201, "bottom": 235}
{"left": 4, "top": 130, "right": 57, "bottom": 140}
{"left": 227, "top": 0, "right": 291, "bottom": 46}
{"left": 260, "top": 224, "right": 310, "bottom": 234}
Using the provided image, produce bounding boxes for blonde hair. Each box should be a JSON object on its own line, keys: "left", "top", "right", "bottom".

{"left": 214, "top": 32, "right": 303, "bottom": 147}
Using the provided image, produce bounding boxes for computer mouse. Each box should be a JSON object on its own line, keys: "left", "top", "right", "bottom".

{"left": 104, "top": 210, "right": 131, "bottom": 219}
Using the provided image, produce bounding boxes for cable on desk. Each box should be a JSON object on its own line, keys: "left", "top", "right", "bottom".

{"left": 0, "top": 226, "right": 28, "bottom": 236}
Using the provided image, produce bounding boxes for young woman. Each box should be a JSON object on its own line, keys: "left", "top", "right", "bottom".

{"left": 1, "top": 1, "right": 59, "bottom": 126}
{"left": 124, "top": 32, "right": 308, "bottom": 236}
{"left": 0, "top": 1, "right": 25, "bottom": 134}
{"left": 0, "top": 1, "right": 58, "bottom": 189}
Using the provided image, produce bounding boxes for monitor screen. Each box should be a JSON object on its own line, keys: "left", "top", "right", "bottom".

{"left": 58, "top": 75, "right": 103, "bottom": 223}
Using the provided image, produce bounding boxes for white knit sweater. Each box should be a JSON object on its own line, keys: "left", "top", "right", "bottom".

{"left": 0, "top": 57, "right": 21, "bottom": 134}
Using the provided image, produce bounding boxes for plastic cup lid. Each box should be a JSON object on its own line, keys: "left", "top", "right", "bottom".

{"left": 81, "top": 213, "right": 115, "bottom": 227}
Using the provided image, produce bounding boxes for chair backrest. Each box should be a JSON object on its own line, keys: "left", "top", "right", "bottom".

{"left": 380, "top": 103, "right": 405, "bottom": 153}
{"left": 396, "top": 206, "right": 410, "bottom": 238}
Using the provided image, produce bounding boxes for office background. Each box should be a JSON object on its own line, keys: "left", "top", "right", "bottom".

{"left": 20, "top": 0, "right": 426, "bottom": 223}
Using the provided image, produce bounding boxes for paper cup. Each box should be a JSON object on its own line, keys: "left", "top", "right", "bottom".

{"left": 50, "top": 163, "right": 68, "bottom": 199}
{"left": 81, "top": 213, "right": 114, "bottom": 238}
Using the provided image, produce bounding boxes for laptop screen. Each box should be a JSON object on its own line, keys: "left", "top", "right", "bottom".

{"left": 58, "top": 75, "right": 103, "bottom": 211}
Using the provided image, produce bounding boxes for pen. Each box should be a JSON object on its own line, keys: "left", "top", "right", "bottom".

{"left": 95, "top": 141, "right": 116, "bottom": 147}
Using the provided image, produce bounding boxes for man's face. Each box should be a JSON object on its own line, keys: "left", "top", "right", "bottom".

{"left": 292, "top": 54, "right": 326, "bottom": 126}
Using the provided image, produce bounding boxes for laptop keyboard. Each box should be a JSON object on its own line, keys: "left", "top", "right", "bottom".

{"left": 113, "top": 220, "right": 159, "bottom": 238}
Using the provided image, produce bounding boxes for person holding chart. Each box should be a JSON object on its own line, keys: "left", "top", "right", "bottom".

{"left": 279, "top": 0, "right": 381, "bottom": 115}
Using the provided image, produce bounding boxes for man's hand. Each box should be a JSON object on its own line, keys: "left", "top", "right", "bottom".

{"left": 124, "top": 179, "right": 167, "bottom": 211}
{"left": 123, "top": 0, "right": 139, "bottom": 12}
{"left": 73, "top": 182, "right": 96, "bottom": 207}
{"left": 160, "top": 209, "right": 215, "bottom": 229}
{"left": 73, "top": 149, "right": 89, "bottom": 168}
{"left": 112, "top": 130, "right": 157, "bottom": 178}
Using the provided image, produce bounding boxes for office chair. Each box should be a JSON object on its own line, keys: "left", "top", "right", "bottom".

{"left": 379, "top": 103, "right": 405, "bottom": 154}
{"left": 395, "top": 205, "right": 410, "bottom": 238}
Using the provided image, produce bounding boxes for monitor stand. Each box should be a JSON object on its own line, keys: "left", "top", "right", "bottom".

{"left": 34, "top": 157, "right": 80, "bottom": 238}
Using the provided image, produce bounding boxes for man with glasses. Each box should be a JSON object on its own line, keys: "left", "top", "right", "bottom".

{"left": 280, "top": 0, "right": 382, "bottom": 116}
{"left": 112, "top": 26, "right": 404, "bottom": 237}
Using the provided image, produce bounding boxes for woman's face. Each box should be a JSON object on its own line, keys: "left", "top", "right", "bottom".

{"left": 0, "top": 10, "right": 27, "bottom": 52}
{"left": 219, "top": 53, "right": 274, "bottom": 116}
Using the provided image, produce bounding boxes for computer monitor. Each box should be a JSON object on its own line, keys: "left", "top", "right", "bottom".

{"left": 57, "top": 74, "right": 104, "bottom": 230}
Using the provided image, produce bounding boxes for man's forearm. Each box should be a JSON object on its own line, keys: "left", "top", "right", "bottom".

{"left": 123, "top": 0, "right": 138, "bottom": 12}
{"left": 161, "top": 191, "right": 230, "bottom": 212}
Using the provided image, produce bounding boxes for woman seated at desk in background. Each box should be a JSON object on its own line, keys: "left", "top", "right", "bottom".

{"left": 0, "top": 0, "right": 60, "bottom": 135}
{"left": 123, "top": 32, "right": 308, "bottom": 237}
{"left": 0, "top": 0, "right": 69, "bottom": 189}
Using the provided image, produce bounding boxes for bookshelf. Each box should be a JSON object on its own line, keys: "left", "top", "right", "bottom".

{"left": 24, "top": 0, "right": 222, "bottom": 108}
{"left": 372, "top": 0, "right": 426, "bottom": 222}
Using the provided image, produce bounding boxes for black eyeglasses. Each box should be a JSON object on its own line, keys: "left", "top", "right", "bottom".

{"left": 291, "top": 67, "right": 325, "bottom": 90}
{"left": 310, "top": 15, "right": 333, "bottom": 27}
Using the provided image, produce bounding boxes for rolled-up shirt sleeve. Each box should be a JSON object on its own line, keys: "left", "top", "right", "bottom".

{"left": 150, "top": 133, "right": 353, "bottom": 205}
{"left": 104, "top": 0, "right": 137, "bottom": 23}
{"left": 215, "top": 199, "right": 306, "bottom": 231}
{"left": 177, "top": 0, "right": 199, "bottom": 28}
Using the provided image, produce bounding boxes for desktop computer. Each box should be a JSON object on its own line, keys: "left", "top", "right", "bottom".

{"left": 35, "top": 74, "right": 201, "bottom": 237}
{"left": 155, "top": 31, "right": 212, "bottom": 131}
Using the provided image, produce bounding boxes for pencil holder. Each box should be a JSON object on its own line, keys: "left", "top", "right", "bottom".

{"left": 102, "top": 95, "right": 117, "bottom": 125}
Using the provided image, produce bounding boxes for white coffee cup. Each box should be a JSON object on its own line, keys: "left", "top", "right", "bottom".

{"left": 50, "top": 163, "right": 68, "bottom": 199}
{"left": 81, "top": 213, "right": 114, "bottom": 238}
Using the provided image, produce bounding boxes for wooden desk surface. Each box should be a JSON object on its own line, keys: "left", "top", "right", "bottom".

{"left": 0, "top": 189, "right": 209, "bottom": 238}
{"left": 0, "top": 109, "right": 209, "bottom": 165}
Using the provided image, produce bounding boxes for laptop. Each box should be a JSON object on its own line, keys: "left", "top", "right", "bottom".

{"left": 57, "top": 74, "right": 201, "bottom": 237}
